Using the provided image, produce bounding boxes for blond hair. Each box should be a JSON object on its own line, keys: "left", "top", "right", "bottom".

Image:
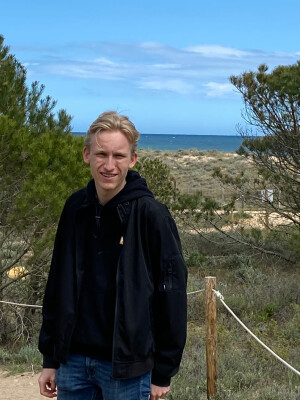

{"left": 85, "top": 111, "right": 140, "bottom": 153}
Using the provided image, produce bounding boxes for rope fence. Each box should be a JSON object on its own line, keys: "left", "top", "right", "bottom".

{"left": 187, "top": 288, "right": 205, "bottom": 295}
{"left": 1, "top": 278, "right": 299, "bottom": 399}
{"left": 0, "top": 300, "right": 42, "bottom": 308}
{"left": 212, "top": 288, "right": 300, "bottom": 377}
{"left": 0, "top": 289, "right": 205, "bottom": 307}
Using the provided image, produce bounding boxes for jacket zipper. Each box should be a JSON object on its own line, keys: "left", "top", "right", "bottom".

{"left": 111, "top": 239, "right": 122, "bottom": 379}
{"left": 111, "top": 205, "right": 127, "bottom": 379}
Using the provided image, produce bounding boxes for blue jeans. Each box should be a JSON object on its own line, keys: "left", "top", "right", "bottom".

{"left": 56, "top": 354, "right": 151, "bottom": 400}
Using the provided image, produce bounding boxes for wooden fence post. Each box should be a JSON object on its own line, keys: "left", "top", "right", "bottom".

{"left": 205, "top": 276, "right": 217, "bottom": 399}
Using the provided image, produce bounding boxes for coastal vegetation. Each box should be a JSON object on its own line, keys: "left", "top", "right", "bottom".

{"left": 0, "top": 36, "right": 299, "bottom": 399}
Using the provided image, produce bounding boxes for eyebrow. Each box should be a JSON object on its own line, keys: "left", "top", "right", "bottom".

{"left": 94, "top": 150, "right": 127, "bottom": 156}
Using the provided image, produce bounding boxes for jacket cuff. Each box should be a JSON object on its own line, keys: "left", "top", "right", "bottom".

{"left": 151, "top": 372, "right": 171, "bottom": 387}
{"left": 42, "top": 355, "right": 60, "bottom": 369}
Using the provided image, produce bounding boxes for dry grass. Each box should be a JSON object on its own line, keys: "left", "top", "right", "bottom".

{"left": 1, "top": 148, "right": 299, "bottom": 400}
{"left": 138, "top": 148, "right": 254, "bottom": 203}
{"left": 138, "top": 149, "right": 300, "bottom": 399}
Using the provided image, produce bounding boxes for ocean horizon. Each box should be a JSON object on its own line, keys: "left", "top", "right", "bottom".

{"left": 73, "top": 132, "right": 243, "bottom": 152}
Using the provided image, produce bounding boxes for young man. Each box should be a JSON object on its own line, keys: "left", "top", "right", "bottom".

{"left": 38, "top": 111, "right": 187, "bottom": 400}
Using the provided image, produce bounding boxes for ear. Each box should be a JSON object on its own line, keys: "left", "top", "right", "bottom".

{"left": 129, "top": 152, "right": 138, "bottom": 168}
{"left": 83, "top": 146, "right": 90, "bottom": 164}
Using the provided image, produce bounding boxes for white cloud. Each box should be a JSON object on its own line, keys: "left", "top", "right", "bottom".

{"left": 139, "top": 42, "right": 165, "bottom": 50}
{"left": 138, "top": 79, "right": 193, "bottom": 94}
{"left": 203, "top": 82, "right": 234, "bottom": 97}
{"left": 24, "top": 41, "right": 300, "bottom": 97}
{"left": 153, "top": 63, "right": 180, "bottom": 69}
{"left": 23, "top": 62, "right": 40, "bottom": 67}
{"left": 186, "top": 45, "right": 248, "bottom": 58}
{"left": 93, "top": 57, "right": 118, "bottom": 66}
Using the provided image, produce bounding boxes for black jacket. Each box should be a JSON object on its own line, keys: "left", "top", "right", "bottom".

{"left": 38, "top": 171, "right": 187, "bottom": 386}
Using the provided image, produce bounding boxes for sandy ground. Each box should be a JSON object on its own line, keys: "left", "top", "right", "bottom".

{"left": 184, "top": 211, "right": 292, "bottom": 236}
{"left": 1, "top": 369, "right": 44, "bottom": 400}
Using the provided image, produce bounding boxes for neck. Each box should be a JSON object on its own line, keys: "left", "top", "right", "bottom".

{"left": 96, "top": 182, "right": 126, "bottom": 205}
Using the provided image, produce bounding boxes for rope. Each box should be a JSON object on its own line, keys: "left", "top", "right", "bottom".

{"left": 1, "top": 287, "right": 299, "bottom": 377}
{"left": 0, "top": 289, "right": 204, "bottom": 308}
{"left": 212, "top": 289, "right": 300, "bottom": 377}
{"left": 0, "top": 300, "right": 42, "bottom": 309}
{"left": 187, "top": 289, "right": 205, "bottom": 295}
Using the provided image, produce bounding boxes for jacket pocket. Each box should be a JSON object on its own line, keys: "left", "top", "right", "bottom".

{"left": 159, "top": 254, "right": 187, "bottom": 292}
{"left": 163, "top": 263, "right": 173, "bottom": 291}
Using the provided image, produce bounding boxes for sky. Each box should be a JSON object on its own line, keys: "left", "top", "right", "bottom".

{"left": 1, "top": 0, "right": 300, "bottom": 135}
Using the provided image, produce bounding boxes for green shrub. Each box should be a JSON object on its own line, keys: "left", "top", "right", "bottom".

{"left": 185, "top": 251, "right": 206, "bottom": 268}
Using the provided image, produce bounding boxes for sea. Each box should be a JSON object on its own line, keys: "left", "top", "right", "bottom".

{"left": 73, "top": 133, "right": 243, "bottom": 152}
{"left": 138, "top": 134, "right": 243, "bottom": 152}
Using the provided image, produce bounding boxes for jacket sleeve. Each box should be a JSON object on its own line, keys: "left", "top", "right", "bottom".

{"left": 149, "top": 206, "right": 187, "bottom": 386}
{"left": 38, "top": 201, "right": 71, "bottom": 369}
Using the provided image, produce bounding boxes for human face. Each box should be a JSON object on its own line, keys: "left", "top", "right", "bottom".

{"left": 83, "top": 130, "right": 137, "bottom": 204}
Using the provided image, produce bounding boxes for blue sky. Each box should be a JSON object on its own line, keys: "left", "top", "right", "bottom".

{"left": 2, "top": 0, "right": 300, "bottom": 135}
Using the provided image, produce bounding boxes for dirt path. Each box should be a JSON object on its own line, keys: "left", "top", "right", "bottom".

{"left": 1, "top": 369, "right": 44, "bottom": 400}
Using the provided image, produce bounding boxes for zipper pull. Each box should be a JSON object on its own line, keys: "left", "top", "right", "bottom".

{"left": 95, "top": 215, "right": 101, "bottom": 233}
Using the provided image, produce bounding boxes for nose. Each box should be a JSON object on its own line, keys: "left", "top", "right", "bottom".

{"left": 104, "top": 156, "right": 114, "bottom": 170}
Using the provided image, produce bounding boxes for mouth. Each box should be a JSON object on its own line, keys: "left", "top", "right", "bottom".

{"left": 101, "top": 173, "right": 117, "bottom": 178}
